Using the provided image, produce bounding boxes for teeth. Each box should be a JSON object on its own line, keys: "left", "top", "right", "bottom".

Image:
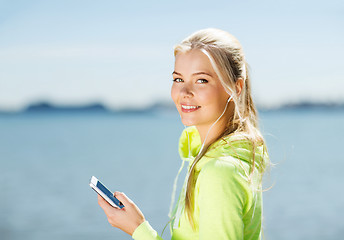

{"left": 182, "top": 105, "right": 199, "bottom": 110}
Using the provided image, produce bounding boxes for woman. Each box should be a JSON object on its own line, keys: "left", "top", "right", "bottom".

{"left": 97, "top": 28, "right": 269, "bottom": 239}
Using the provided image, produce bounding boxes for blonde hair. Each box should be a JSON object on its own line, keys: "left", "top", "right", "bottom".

{"left": 174, "top": 28, "right": 267, "bottom": 229}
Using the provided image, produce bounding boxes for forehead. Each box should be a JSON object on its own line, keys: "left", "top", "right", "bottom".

{"left": 174, "top": 49, "right": 216, "bottom": 75}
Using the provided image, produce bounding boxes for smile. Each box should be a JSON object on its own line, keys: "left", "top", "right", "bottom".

{"left": 181, "top": 104, "right": 201, "bottom": 112}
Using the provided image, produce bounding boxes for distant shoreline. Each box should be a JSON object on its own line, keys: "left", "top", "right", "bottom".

{"left": 0, "top": 101, "right": 344, "bottom": 114}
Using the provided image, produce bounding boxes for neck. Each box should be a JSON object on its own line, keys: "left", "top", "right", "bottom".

{"left": 196, "top": 118, "right": 227, "bottom": 149}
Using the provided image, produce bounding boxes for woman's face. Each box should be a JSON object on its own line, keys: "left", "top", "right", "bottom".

{"left": 171, "top": 49, "right": 231, "bottom": 130}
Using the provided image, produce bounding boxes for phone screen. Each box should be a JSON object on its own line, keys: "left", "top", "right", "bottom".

{"left": 96, "top": 180, "right": 124, "bottom": 208}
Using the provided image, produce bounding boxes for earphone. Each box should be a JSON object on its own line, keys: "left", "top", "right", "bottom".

{"left": 227, "top": 95, "right": 233, "bottom": 103}
{"left": 167, "top": 93, "right": 234, "bottom": 233}
{"left": 188, "top": 94, "right": 233, "bottom": 170}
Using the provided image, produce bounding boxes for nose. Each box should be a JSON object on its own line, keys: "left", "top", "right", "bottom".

{"left": 180, "top": 82, "right": 194, "bottom": 98}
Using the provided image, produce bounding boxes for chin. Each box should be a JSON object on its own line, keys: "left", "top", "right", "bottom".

{"left": 180, "top": 118, "right": 197, "bottom": 127}
{"left": 178, "top": 110, "right": 200, "bottom": 126}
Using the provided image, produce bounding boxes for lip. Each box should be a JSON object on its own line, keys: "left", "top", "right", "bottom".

{"left": 180, "top": 104, "right": 201, "bottom": 113}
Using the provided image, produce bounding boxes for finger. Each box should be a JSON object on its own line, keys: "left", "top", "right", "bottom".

{"left": 114, "top": 192, "right": 133, "bottom": 207}
{"left": 97, "top": 195, "right": 113, "bottom": 211}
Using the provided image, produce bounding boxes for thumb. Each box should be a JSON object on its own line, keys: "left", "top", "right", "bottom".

{"left": 115, "top": 192, "right": 133, "bottom": 207}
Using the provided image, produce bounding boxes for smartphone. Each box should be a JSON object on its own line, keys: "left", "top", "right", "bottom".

{"left": 89, "top": 176, "right": 124, "bottom": 209}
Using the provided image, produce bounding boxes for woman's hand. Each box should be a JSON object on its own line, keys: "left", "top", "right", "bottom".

{"left": 97, "top": 192, "right": 145, "bottom": 236}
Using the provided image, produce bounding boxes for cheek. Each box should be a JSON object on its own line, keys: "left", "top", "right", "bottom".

{"left": 201, "top": 88, "right": 228, "bottom": 111}
{"left": 198, "top": 88, "right": 220, "bottom": 105}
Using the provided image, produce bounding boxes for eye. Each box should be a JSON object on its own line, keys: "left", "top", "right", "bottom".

{"left": 197, "top": 79, "right": 208, "bottom": 83}
{"left": 173, "top": 78, "right": 183, "bottom": 83}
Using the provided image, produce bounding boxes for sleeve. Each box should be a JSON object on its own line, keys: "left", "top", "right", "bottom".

{"left": 132, "top": 221, "right": 164, "bottom": 240}
{"left": 197, "top": 160, "right": 249, "bottom": 240}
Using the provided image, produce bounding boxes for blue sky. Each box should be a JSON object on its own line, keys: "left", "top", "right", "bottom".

{"left": 0, "top": 0, "right": 343, "bottom": 110}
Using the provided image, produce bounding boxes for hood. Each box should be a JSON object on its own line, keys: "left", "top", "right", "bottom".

{"left": 178, "top": 126, "right": 202, "bottom": 161}
{"left": 178, "top": 126, "right": 268, "bottom": 172}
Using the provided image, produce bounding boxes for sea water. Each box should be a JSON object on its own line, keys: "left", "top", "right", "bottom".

{"left": 0, "top": 109, "right": 343, "bottom": 240}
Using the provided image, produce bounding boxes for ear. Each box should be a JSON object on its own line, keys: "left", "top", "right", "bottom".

{"left": 236, "top": 78, "right": 244, "bottom": 96}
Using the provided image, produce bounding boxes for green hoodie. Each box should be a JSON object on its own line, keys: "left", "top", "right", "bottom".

{"left": 132, "top": 127, "right": 268, "bottom": 240}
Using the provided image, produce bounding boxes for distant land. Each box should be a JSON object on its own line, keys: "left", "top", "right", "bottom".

{"left": 0, "top": 101, "right": 176, "bottom": 114}
{"left": 0, "top": 101, "right": 344, "bottom": 114}
{"left": 259, "top": 101, "right": 344, "bottom": 112}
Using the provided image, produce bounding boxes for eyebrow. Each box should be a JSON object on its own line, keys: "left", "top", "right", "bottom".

{"left": 172, "top": 71, "right": 213, "bottom": 77}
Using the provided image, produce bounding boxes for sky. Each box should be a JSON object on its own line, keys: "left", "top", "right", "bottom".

{"left": 0, "top": 0, "right": 343, "bottom": 111}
